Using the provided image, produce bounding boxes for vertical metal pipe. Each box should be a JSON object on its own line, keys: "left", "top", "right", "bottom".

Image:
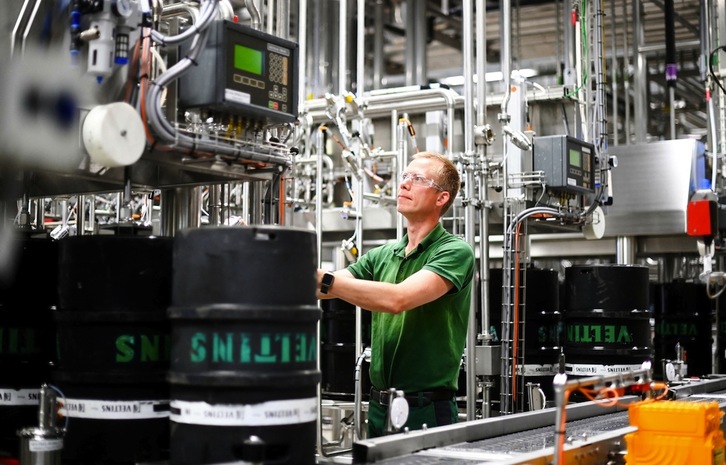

{"left": 499, "top": 0, "right": 514, "bottom": 416}
{"left": 266, "top": 0, "right": 275, "bottom": 33}
{"left": 77, "top": 195, "right": 86, "bottom": 235}
{"left": 87, "top": 196, "right": 95, "bottom": 234}
{"left": 556, "top": 0, "right": 562, "bottom": 82}
{"left": 445, "top": 99, "right": 455, "bottom": 160}
{"left": 622, "top": 0, "right": 631, "bottom": 145}
{"left": 241, "top": 182, "right": 251, "bottom": 225}
{"left": 718, "top": 0, "right": 726, "bottom": 163}
{"left": 670, "top": 87, "right": 677, "bottom": 139}
{"left": 251, "top": 183, "right": 264, "bottom": 224}
{"left": 700, "top": 1, "right": 710, "bottom": 82}
{"left": 396, "top": 120, "right": 407, "bottom": 240}
{"left": 34, "top": 198, "right": 45, "bottom": 230}
{"left": 115, "top": 193, "right": 121, "bottom": 223}
{"left": 665, "top": 0, "right": 676, "bottom": 139}
{"left": 373, "top": 0, "right": 384, "bottom": 90}
{"left": 315, "top": 125, "right": 325, "bottom": 456}
{"left": 414, "top": 1, "right": 427, "bottom": 84}
{"left": 405, "top": 0, "right": 415, "bottom": 86}
{"left": 315, "top": 128, "right": 325, "bottom": 266}
{"left": 500, "top": 1, "right": 512, "bottom": 119}
{"left": 62, "top": 199, "right": 71, "bottom": 232}
{"left": 562, "top": 0, "right": 574, "bottom": 86}
{"left": 298, "top": 0, "right": 307, "bottom": 101}
{"left": 632, "top": 0, "right": 648, "bottom": 142}
{"left": 709, "top": 91, "right": 720, "bottom": 189}
{"left": 476, "top": 0, "right": 491, "bottom": 420}
{"left": 338, "top": 0, "right": 347, "bottom": 93}
{"left": 462, "top": 0, "right": 477, "bottom": 422}
{"left": 353, "top": 150, "right": 364, "bottom": 403}
{"left": 209, "top": 185, "right": 222, "bottom": 226}
{"left": 703, "top": 0, "right": 720, "bottom": 185}
{"left": 356, "top": 0, "right": 365, "bottom": 95}
{"left": 190, "top": 187, "right": 203, "bottom": 229}
{"left": 702, "top": 0, "right": 726, "bottom": 188}
{"left": 311, "top": 0, "right": 322, "bottom": 97}
{"left": 610, "top": 0, "right": 619, "bottom": 146}
{"left": 276, "top": 0, "right": 289, "bottom": 38}
{"left": 616, "top": 236, "right": 636, "bottom": 265}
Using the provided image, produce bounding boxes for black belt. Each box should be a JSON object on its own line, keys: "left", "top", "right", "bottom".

{"left": 370, "top": 388, "right": 455, "bottom": 407}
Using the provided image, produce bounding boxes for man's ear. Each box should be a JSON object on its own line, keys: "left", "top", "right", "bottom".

{"left": 436, "top": 190, "right": 450, "bottom": 208}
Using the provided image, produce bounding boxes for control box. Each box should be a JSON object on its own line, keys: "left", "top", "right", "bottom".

{"left": 179, "top": 20, "right": 298, "bottom": 123}
{"left": 533, "top": 135, "right": 595, "bottom": 195}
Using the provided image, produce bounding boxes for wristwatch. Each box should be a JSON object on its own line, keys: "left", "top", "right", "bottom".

{"left": 320, "top": 271, "right": 335, "bottom": 294}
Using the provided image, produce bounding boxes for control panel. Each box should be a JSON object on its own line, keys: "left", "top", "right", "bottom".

{"left": 533, "top": 135, "right": 595, "bottom": 195}
{"left": 179, "top": 20, "right": 298, "bottom": 123}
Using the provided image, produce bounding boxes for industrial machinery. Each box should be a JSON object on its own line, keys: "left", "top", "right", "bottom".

{"left": 1, "top": 0, "right": 726, "bottom": 464}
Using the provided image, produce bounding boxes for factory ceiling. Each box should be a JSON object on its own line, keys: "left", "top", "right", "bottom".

{"left": 289, "top": 0, "right": 709, "bottom": 139}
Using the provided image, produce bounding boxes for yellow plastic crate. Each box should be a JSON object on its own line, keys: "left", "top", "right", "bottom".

{"left": 625, "top": 401, "right": 725, "bottom": 465}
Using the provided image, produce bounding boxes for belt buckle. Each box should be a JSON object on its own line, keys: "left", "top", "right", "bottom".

{"left": 373, "top": 388, "right": 392, "bottom": 406}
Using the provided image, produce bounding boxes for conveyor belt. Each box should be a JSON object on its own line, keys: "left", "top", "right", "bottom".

{"left": 445, "top": 410, "right": 630, "bottom": 454}
{"left": 351, "top": 379, "right": 726, "bottom": 464}
{"left": 367, "top": 391, "right": 726, "bottom": 464}
{"left": 368, "top": 410, "right": 631, "bottom": 464}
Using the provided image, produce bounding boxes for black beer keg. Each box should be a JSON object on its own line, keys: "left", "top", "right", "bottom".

{"left": 54, "top": 235, "right": 172, "bottom": 464}
{"left": 169, "top": 226, "right": 320, "bottom": 465}
{"left": 653, "top": 281, "right": 713, "bottom": 378}
{"left": 564, "top": 265, "right": 652, "bottom": 376}
{"left": 320, "top": 298, "right": 371, "bottom": 400}
{"left": 0, "top": 233, "right": 57, "bottom": 457}
{"left": 489, "top": 268, "right": 561, "bottom": 411}
{"left": 521, "top": 268, "right": 561, "bottom": 404}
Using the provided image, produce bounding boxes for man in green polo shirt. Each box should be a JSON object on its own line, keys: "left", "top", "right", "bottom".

{"left": 317, "top": 151, "right": 475, "bottom": 437}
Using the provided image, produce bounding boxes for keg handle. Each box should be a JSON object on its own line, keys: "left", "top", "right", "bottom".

{"left": 664, "top": 342, "right": 687, "bottom": 382}
{"left": 38, "top": 384, "right": 61, "bottom": 430}
{"left": 526, "top": 382, "right": 546, "bottom": 411}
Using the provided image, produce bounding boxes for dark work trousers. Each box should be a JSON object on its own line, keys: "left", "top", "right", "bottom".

{"left": 367, "top": 396, "right": 458, "bottom": 438}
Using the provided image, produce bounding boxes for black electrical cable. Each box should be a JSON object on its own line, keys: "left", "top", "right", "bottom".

{"left": 709, "top": 45, "right": 726, "bottom": 96}
{"left": 560, "top": 102, "right": 570, "bottom": 137}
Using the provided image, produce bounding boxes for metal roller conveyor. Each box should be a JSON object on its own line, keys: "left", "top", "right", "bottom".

{"left": 349, "top": 377, "right": 726, "bottom": 465}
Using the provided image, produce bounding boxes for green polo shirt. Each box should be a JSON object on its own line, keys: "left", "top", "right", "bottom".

{"left": 347, "top": 223, "right": 474, "bottom": 393}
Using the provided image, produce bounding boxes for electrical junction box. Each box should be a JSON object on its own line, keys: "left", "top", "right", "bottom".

{"left": 533, "top": 135, "right": 595, "bottom": 195}
{"left": 179, "top": 20, "right": 298, "bottom": 123}
{"left": 687, "top": 189, "right": 719, "bottom": 239}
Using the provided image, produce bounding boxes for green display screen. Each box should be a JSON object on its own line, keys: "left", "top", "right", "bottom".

{"left": 234, "top": 45, "right": 263, "bottom": 75}
{"left": 569, "top": 148, "right": 581, "bottom": 168}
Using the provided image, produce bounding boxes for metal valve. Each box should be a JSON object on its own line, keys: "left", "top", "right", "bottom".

{"left": 474, "top": 124, "right": 495, "bottom": 146}
{"left": 17, "top": 384, "right": 65, "bottom": 465}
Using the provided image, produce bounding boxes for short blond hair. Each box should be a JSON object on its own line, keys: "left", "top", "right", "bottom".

{"left": 412, "top": 151, "right": 460, "bottom": 215}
